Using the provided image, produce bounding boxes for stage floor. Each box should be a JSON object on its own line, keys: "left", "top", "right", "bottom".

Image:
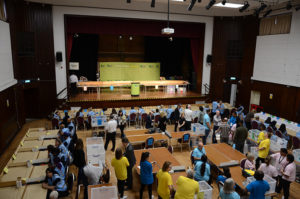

{"left": 69, "top": 90, "right": 204, "bottom": 102}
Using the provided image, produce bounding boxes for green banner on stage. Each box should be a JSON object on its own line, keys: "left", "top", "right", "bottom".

{"left": 99, "top": 62, "right": 160, "bottom": 81}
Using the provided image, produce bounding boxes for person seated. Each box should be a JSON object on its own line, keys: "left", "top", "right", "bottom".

{"left": 244, "top": 170, "right": 270, "bottom": 199}
{"left": 42, "top": 168, "right": 68, "bottom": 199}
{"left": 52, "top": 147, "right": 67, "bottom": 167}
{"left": 145, "top": 112, "right": 153, "bottom": 129}
{"left": 53, "top": 157, "right": 66, "bottom": 179}
{"left": 278, "top": 123, "right": 289, "bottom": 141}
{"left": 174, "top": 169, "right": 199, "bottom": 199}
{"left": 53, "top": 111, "right": 60, "bottom": 120}
{"left": 166, "top": 106, "right": 174, "bottom": 121}
{"left": 55, "top": 138, "right": 68, "bottom": 162}
{"left": 192, "top": 142, "right": 206, "bottom": 163}
{"left": 216, "top": 118, "right": 231, "bottom": 144}
{"left": 194, "top": 155, "right": 210, "bottom": 183}
{"left": 153, "top": 109, "right": 160, "bottom": 117}
{"left": 264, "top": 117, "right": 271, "bottom": 128}
{"left": 258, "top": 156, "right": 277, "bottom": 179}
{"left": 67, "top": 118, "right": 75, "bottom": 137}
{"left": 244, "top": 153, "right": 255, "bottom": 171}
{"left": 216, "top": 167, "right": 232, "bottom": 184}
{"left": 269, "top": 121, "right": 277, "bottom": 131}
{"left": 219, "top": 178, "right": 240, "bottom": 199}
{"left": 178, "top": 113, "right": 186, "bottom": 132}
{"left": 87, "top": 107, "right": 95, "bottom": 117}
{"left": 254, "top": 115, "right": 261, "bottom": 125}
{"left": 229, "top": 112, "right": 238, "bottom": 127}
{"left": 62, "top": 131, "right": 73, "bottom": 152}
{"left": 62, "top": 111, "right": 69, "bottom": 127}
{"left": 218, "top": 100, "right": 225, "bottom": 116}
{"left": 83, "top": 162, "right": 103, "bottom": 185}
{"left": 47, "top": 145, "right": 56, "bottom": 166}
{"left": 158, "top": 112, "right": 167, "bottom": 132}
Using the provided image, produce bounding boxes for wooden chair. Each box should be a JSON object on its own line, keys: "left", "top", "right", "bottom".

{"left": 129, "top": 113, "right": 137, "bottom": 127}
{"left": 178, "top": 133, "right": 190, "bottom": 152}
{"left": 52, "top": 118, "right": 59, "bottom": 129}
{"left": 145, "top": 137, "right": 154, "bottom": 149}
{"left": 141, "top": 113, "right": 148, "bottom": 127}
{"left": 251, "top": 120, "right": 259, "bottom": 129}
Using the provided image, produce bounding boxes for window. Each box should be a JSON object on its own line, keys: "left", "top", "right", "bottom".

{"left": 259, "top": 13, "right": 292, "bottom": 36}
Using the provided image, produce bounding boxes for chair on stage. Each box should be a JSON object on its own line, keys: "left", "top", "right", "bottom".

{"left": 128, "top": 113, "right": 137, "bottom": 127}
{"left": 251, "top": 120, "right": 259, "bottom": 130}
{"left": 275, "top": 130, "right": 283, "bottom": 138}
{"left": 141, "top": 113, "right": 148, "bottom": 127}
{"left": 292, "top": 136, "right": 300, "bottom": 149}
{"left": 178, "top": 133, "right": 190, "bottom": 152}
{"left": 266, "top": 126, "right": 274, "bottom": 133}
{"left": 145, "top": 137, "right": 154, "bottom": 149}
{"left": 76, "top": 117, "right": 85, "bottom": 130}
{"left": 52, "top": 118, "right": 59, "bottom": 129}
{"left": 193, "top": 117, "right": 198, "bottom": 123}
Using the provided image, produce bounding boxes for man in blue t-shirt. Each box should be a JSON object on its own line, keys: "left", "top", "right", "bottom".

{"left": 245, "top": 170, "right": 270, "bottom": 199}
{"left": 202, "top": 109, "right": 212, "bottom": 145}
{"left": 192, "top": 142, "right": 206, "bottom": 164}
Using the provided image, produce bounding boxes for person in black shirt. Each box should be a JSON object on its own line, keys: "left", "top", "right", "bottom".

{"left": 122, "top": 137, "right": 136, "bottom": 190}
{"left": 178, "top": 113, "right": 186, "bottom": 131}
{"left": 174, "top": 104, "right": 181, "bottom": 132}
{"left": 158, "top": 112, "right": 167, "bottom": 132}
{"left": 145, "top": 112, "right": 153, "bottom": 129}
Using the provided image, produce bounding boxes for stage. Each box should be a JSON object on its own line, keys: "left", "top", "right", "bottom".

{"left": 68, "top": 90, "right": 206, "bottom": 108}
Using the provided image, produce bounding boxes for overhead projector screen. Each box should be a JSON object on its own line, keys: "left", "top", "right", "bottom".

{"left": 252, "top": 12, "right": 300, "bottom": 87}
{"left": 0, "top": 20, "right": 17, "bottom": 92}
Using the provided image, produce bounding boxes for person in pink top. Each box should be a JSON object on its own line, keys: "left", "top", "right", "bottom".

{"left": 244, "top": 153, "right": 255, "bottom": 171}
{"left": 272, "top": 148, "right": 288, "bottom": 194}
{"left": 276, "top": 154, "right": 296, "bottom": 199}
{"left": 258, "top": 156, "right": 278, "bottom": 179}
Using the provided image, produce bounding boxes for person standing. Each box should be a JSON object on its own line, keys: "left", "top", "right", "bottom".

{"left": 276, "top": 154, "right": 296, "bottom": 199}
{"left": 233, "top": 120, "right": 248, "bottom": 153}
{"left": 104, "top": 115, "right": 118, "bottom": 152}
{"left": 218, "top": 100, "right": 225, "bottom": 117}
{"left": 174, "top": 104, "right": 181, "bottom": 132}
{"left": 213, "top": 110, "right": 222, "bottom": 143}
{"left": 174, "top": 169, "right": 199, "bottom": 199}
{"left": 272, "top": 148, "right": 288, "bottom": 194}
{"left": 216, "top": 118, "right": 231, "bottom": 144}
{"left": 202, "top": 109, "right": 212, "bottom": 145}
{"left": 156, "top": 161, "right": 174, "bottom": 199}
{"left": 184, "top": 105, "right": 193, "bottom": 131}
{"left": 198, "top": 106, "right": 205, "bottom": 125}
{"left": 111, "top": 148, "right": 129, "bottom": 199}
{"left": 256, "top": 133, "right": 271, "bottom": 169}
{"left": 178, "top": 113, "right": 186, "bottom": 132}
{"left": 245, "top": 110, "right": 255, "bottom": 130}
{"left": 244, "top": 170, "right": 270, "bottom": 199}
{"left": 69, "top": 73, "right": 78, "bottom": 96}
{"left": 118, "top": 110, "right": 126, "bottom": 138}
{"left": 139, "top": 152, "right": 155, "bottom": 199}
{"left": 121, "top": 137, "right": 136, "bottom": 190}
{"left": 258, "top": 156, "right": 278, "bottom": 179}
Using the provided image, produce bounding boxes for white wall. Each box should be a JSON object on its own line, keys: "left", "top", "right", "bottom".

{"left": 0, "top": 20, "right": 17, "bottom": 92}
{"left": 52, "top": 6, "right": 214, "bottom": 97}
{"left": 252, "top": 11, "right": 300, "bottom": 87}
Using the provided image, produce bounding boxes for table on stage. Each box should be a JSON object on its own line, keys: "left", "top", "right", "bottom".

{"left": 127, "top": 133, "right": 168, "bottom": 146}
{"left": 204, "top": 143, "right": 246, "bottom": 188}
{"left": 134, "top": 147, "right": 181, "bottom": 174}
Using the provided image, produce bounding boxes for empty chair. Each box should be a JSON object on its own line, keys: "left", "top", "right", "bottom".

{"left": 145, "top": 137, "right": 154, "bottom": 149}
{"left": 128, "top": 113, "right": 137, "bottom": 127}
{"left": 178, "top": 133, "right": 190, "bottom": 152}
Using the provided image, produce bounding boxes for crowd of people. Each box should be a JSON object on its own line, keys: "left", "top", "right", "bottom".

{"left": 49, "top": 101, "right": 297, "bottom": 199}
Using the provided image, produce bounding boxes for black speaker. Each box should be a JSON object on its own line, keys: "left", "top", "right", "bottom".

{"left": 206, "top": 55, "right": 212, "bottom": 63}
{"left": 56, "top": 52, "right": 63, "bottom": 62}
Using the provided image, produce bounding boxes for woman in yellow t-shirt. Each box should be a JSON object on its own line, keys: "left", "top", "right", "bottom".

{"left": 156, "top": 161, "right": 174, "bottom": 199}
{"left": 175, "top": 169, "right": 199, "bottom": 199}
{"left": 257, "top": 124, "right": 266, "bottom": 144}
{"left": 256, "top": 133, "right": 271, "bottom": 170}
{"left": 111, "top": 148, "right": 129, "bottom": 199}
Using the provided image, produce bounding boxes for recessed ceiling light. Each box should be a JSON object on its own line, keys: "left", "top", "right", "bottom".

{"left": 172, "top": 0, "right": 185, "bottom": 2}
{"left": 214, "top": 2, "right": 243, "bottom": 8}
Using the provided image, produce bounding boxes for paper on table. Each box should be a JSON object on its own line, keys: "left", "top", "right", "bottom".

{"left": 91, "top": 186, "right": 118, "bottom": 199}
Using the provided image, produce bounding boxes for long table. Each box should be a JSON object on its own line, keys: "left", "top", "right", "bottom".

{"left": 127, "top": 133, "right": 168, "bottom": 146}
{"left": 134, "top": 147, "right": 181, "bottom": 174}
{"left": 125, "top": 129, "right": 148, "bottom": 137}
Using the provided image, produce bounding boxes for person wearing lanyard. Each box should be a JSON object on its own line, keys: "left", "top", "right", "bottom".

{"left": 271, "top": 148, "right": 288, "bottom": 194}
{"left": 276, "top": 154, "right": 296, "bottom": 199}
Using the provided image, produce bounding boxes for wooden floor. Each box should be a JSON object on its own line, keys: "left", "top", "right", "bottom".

{"left": 69, "top": 90, "right": 204, "bottom": 102}
{"left": 1, "top": 120, "right": 300, "bottom": 199}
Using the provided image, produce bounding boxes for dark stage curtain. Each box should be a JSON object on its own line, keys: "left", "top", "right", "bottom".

{"left": 67, "top": 33, "right": 73, "bottom": 61}
{"left": 190, "top": 39, "right": 200, "bottom": 74}
{"left": 69, "top": 34, "right": 99, "bottom": 81}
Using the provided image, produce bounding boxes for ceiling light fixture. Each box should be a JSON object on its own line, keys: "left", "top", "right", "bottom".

{"left": 215, "top": 2, "right": 243, "bottom": 8}
{"left": 151, "top": 0, "right": 155, "bottom": 7}
{"left": 239, "top": 1, "right": 249, "bottom": 12}
{"left": 206, "top": 0, "right": 216, "bottom": 10}
{"left": 162, "top": 0, "right": 175, "bottom": 35}
{"left": 188, "top": 0, "right": 196, "bottom": 11}
{"left": 222, "top": 0, "right": 226, "bottom": 5}
{"left": 255, "top": 3, "right": 267, "bottom": 16}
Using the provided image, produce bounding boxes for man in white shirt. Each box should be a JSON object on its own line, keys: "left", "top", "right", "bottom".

{"left": 69, "top": 73, "right": 78, "bottom": 95}
{"left": 104, "top": 115, "right": 118, "bottom": 151}
{"left": 184, "top": 104, "right": 193, "bottom": 130}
